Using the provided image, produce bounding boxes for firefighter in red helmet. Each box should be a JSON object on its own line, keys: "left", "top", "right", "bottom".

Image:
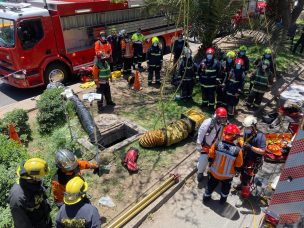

{"left": 198, "top": 47, "right": 221, "bottom": 111}
{"left": 203, "top": 124, "right": 243, "bottom": 204}
{"left": 196, "top": 107, "right": 228, "bottom": 182}
{"left": 222, "top": 58, "right": 245, "bottom": 118}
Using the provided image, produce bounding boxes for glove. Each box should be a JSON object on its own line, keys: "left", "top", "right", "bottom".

{"left": 93, "top": 167, "right": 100, "bottom": 175}
{"left": 243, "top": 142, "right": 252, "bottom": 150}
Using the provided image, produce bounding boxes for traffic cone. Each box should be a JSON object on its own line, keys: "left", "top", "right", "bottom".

{"left": 133, "top": 70, "right": 141, "bottom": 91}
{"left": 9, "top": 123, "right": 21, "bottom": 144}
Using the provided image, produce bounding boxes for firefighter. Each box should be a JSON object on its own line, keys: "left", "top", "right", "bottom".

{"left": 107, "top": 27, "right": 123, "bottom": 71}
{"left": 92, "top": 51, "right": 116, "bottom": 112}
{"left": 147, "top": 36, "right": 163, "bottom": 86}
{"left": 171, "top": 33, "right": 187, "bottom": 84}
{"left": 94, "top": 31, "right": 112, "bottom": 64}
{"left": 9, "top": 158, "right": 52, "bottom": 228}
{"left": 120, "top": 29, "right": 133, "bottom": 76}
{"left": 254, "top": 48, "right": 276, "bottom": 84}
{"left": 52, "top": 149, "right": 99, "bottom": 208}
{"left": 198, "top": 47, "right": 221, "bottom": 111}
{"left": 292, "top": 29, "right": 304, "bottom": 54}
{"left": 176, "top": 47, "right": 196, "bottom": 99}
{"left": 237, "top": 45, "right": 250, "bottom": 72}
{"left": 246, "top": 59, "right": 272, "bottom": 109}
{"left": 203, "top": 124, "right": 243, "bottom": 204}
{"left": 56, "top": 176, "right": 102, "bottom": 228}
{"left": 235, "top": 115, "right": 266, "bottom": 207}
{"left": 131, "top": 28, "right": 145, "bottom": 71}
{"left": 223, "top": 58, "right": 245, "bottom": 118}
{"left": 196, "top": 107, "right": 228, "bottom": 182}
{"left": 217, "top": 51, "right": 236, "bottom": 107}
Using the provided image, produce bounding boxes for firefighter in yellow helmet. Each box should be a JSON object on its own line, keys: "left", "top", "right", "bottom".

{"left": 8, "top": 158, "right": 52, "bottom": 228}
{"left": 56, "top": 176, "right": 102, "bottom": 228}
{"left": 147, "top": 36, "right": 163, "bottom": 86}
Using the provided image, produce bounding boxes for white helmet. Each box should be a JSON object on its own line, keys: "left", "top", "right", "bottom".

{"left": 119, "top": 29, "right": 126, "bottom": 36}
{"left": 242, "top": 115, "right": 257, "bottom": 127}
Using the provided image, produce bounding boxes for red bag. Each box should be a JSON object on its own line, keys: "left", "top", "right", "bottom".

{"left": 123, "top": 148, "right": 139, "bottom": 172}
{"left": 241, "top": 185, "right": 251, "bottom": 198}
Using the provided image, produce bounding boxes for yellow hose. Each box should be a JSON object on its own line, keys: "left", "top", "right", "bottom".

{"left": 106, "top": 175, "right": 178, "bottom": 228}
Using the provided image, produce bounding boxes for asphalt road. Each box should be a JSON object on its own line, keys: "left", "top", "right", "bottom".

{"left": 0, "top": 80, "right": 44, "bottom": 110}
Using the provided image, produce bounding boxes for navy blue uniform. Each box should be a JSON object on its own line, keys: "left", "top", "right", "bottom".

{"left": 9, "top": 179, "right": 52, "bottom": 228}
{"left": 177, "top": 56, "right": 196, "bottom": 99}
{"left": 147, "top": 45, "right": 163, "bottom": 85}
{"left": 107, "top": 34, "right": 123, "bottom": 70}
{"left": 241, "top": 131, "right": 266, "bottom": 186}
{"left": 223, "top": 68, "right": 245, "bottom": 117}
{"left": 56, "top": 198, "right": 101, "bottom": 228}
{"left": 198, "top": 58, "right": 221, "bottom": 109}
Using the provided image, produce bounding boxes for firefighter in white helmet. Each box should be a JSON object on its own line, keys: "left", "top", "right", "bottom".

{"left": 235, "top": 115, "right": 266, "bottom": 207}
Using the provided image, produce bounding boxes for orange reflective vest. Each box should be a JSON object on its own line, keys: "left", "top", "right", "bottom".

{"left": 52, "top": 160, "right": 97, "bottom": 204}
{"left": 209, "top": 141, "right": 243, "bottom": 180}
{"left": 121, "top": 39, "right": 133, "bottom": 58}
{"left": 95, "top": 40, "right": 112, "bottom": 57}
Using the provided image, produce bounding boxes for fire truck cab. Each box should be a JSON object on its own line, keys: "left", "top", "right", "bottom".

{"left": 0, "top": 0, "right": 180, "bottom": 88}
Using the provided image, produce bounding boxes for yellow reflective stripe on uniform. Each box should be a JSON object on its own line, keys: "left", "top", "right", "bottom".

{"left": 226, "top": 92, "right": 236, "bottom": 96}
{"left": 200, "top": 84, "right": 216, "bottom": 88}
{"left": 254, "top": 81, "right": 268, "bottom": 86}
{"left": 205, "top": 69, "right": 216, "bottom": 73}
{"left": 151, "top": 53, "right": 161, "bottom": 56}
{"left": 229, "top": 79, "right": 240, "bottom": 83}
{"left": 252, "top": 88, "right": 265, "bottom": 93}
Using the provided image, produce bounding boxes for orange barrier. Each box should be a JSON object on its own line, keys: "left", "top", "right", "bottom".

{"left": 9, "top": 123, "right": 21, "bottom": 144}
{"left": 133, "top": 70, "right": 140, "bottom": 91}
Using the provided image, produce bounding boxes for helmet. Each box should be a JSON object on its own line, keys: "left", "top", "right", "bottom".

{"left": 226, "top": 51, "right": 236, "bottom": 59}
{"left": 111, "top": 27, "right": 117, "bottom": 33}
{"left": 235, "top": 58, "right": 244, "bottom": 65}
{"left": 223, "top": 124, "right": 240, "bottom": 141}
{"left": 242, "top": 115, "right": 257, "bottom": 127}
{"left": 55, "top": 149, "right": 78, "bottom": 171}
{"left": 64, "top": 176, "right": 88, "bottom": 205}
{"left": 264, "top": 48, "right": 272, "bottom": 54}
{"left": 119, "top": 29, "right": 127, "bottom": 36}
{"left": 152, "top": 37, "right": 159, "bottom": 44}
{"left": 17, "top": 158, "right": 49, "bottom": 180}
{"left": 206, "top": 48, "right": 215, "bottom": 54}
{"left": 239, "top": 45, "right": 247, "bottom": 51}
{"left": 99, "top": 31, "right": 106, "bottom": 37}
{"left": 215, "top": 107, "right": 228, "bottom": 118}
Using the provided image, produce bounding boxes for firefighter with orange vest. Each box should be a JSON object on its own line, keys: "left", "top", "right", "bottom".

{"left": 203, "top": 124, "right": 243, "bottom": 204}
{"left": 95, "top": 31, "right": 112, "bottom": 65}
{"left": 120, "top": 29, "right": 133, "bottom": 76}
{"left": 52, "top": 149, "right": 99, "bottom": 208}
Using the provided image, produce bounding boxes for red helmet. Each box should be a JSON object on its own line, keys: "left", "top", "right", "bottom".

{"left": 206, "top": 48, "right": 215, "bottom": 55}
{"left": 235, "top": 58, "right": 244, "bottom": 65}
{"left": 215, "top": 107, "right": 227, "bottom": 118}
{"left": 223, "top": 124, "right": 241, "bottom": 141}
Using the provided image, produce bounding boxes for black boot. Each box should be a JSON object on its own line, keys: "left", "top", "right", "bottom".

{"left": 107, "top": 101, "right": 116, "bottom": 106}
{"left": 219, "top": 196, "right": 227, "bottom": 205}
{"left": 203, "top": 194, "right": 211, "bottom": 203}
{"left": 197, "top": 173, "right": 204, "bottom": 182}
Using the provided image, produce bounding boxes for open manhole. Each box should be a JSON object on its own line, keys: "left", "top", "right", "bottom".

{"left": 78, "top": 115, "right": 146, "bottom": 160}
{"left": 100, "top": 122, "right": 139, "bottom": 149}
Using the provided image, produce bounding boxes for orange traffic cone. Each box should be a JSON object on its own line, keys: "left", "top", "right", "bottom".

{"left": 133, "top": 70, "right": 141, "bottom": 91}
{"left": 9, "top": 123, "right": 21, "bottom": 144}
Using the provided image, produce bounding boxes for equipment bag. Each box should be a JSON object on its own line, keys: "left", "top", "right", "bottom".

{"left": 123, "top": 147, "right": 139, "bottom": 172}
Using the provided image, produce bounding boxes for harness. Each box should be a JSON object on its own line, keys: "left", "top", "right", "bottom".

{"left": 201, "top": 118, "right": 222, "bottom": 153}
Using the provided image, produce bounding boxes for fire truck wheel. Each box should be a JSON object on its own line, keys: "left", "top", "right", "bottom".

{"left": 44, "top": 63, "right": 69, "bottom": 84}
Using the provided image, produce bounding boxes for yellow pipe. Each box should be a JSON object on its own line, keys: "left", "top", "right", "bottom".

{"left": 107, "top": 175, "right": 178, "bottom": 228}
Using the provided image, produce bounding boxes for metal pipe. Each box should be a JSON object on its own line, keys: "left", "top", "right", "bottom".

{"left": 107, "top": 174, "right": 179, "bottom": 228}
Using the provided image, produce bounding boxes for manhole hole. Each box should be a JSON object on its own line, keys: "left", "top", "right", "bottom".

{"left": 100, "top": 123, "right": 138, "bottom": 148}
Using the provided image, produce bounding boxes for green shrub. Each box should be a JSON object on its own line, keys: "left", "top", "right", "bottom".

{"left": 1, "top": 109, "right": 32, "bottom": 143}
{"left": 0, "top": 134, "right": 29, "bottom": 227}
{"left": 37, "top": 88, "right": 66, "bottom": 134}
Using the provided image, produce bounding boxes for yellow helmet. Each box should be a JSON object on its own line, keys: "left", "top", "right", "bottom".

{"left": 226, "top": 51, "right": 236, "bottom": 59}
{"left": 17, "top": 158, "right": 49, "bottom": 180}
{"left": 152, "top": 36, "right": 159, "bottom": 44}
{"left": 64, "top": 176, "right": 88, "bottom": 205}
{"left": 264, "top": 48, "right": 272, "bottom": 54}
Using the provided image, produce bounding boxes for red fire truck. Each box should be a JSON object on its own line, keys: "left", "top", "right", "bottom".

{"left": 0, "top": 0, "right": 181, "bottom": 88}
